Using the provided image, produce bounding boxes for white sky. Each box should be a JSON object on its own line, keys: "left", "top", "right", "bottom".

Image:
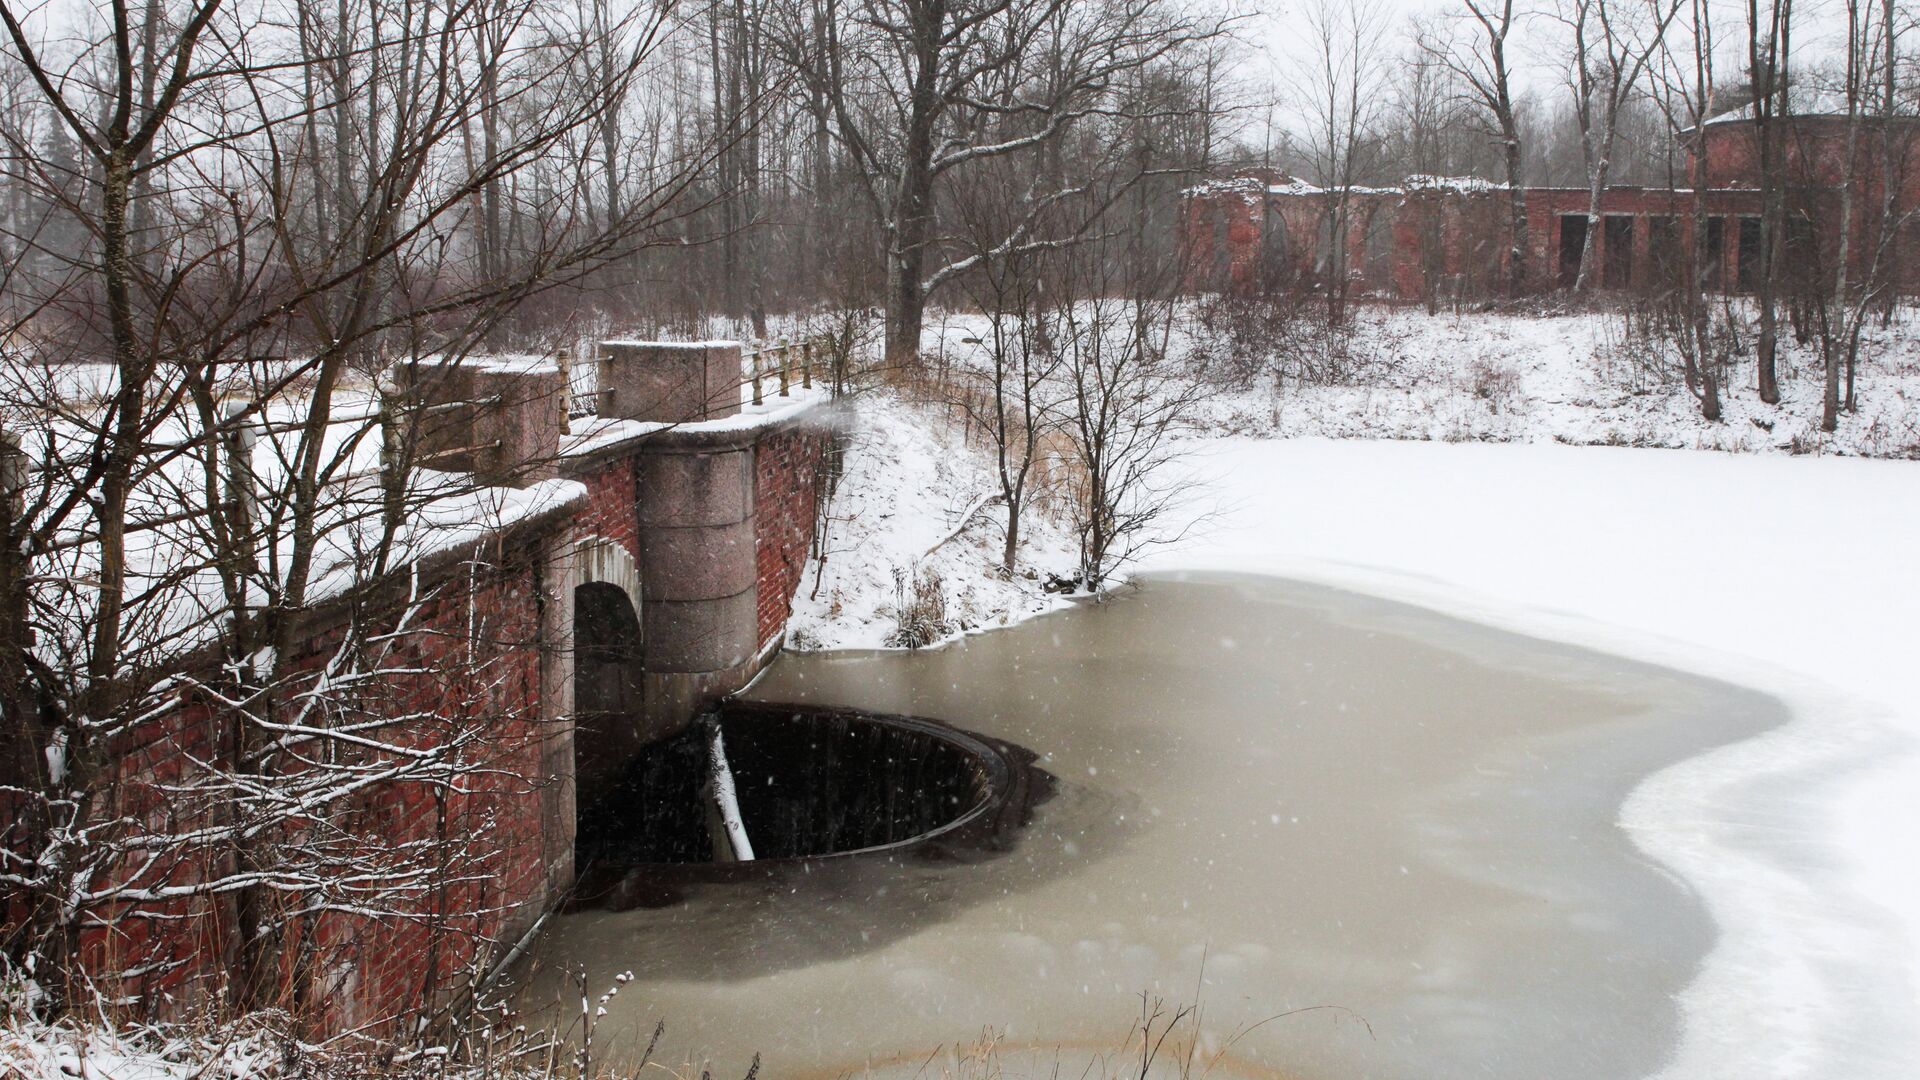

{"left": 1245, "top": 0, "right": 1860, "bottom": 128}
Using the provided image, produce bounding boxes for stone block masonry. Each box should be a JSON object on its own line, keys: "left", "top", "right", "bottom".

{"left": 598, "top": 341, "right": 743, "bottom": 423}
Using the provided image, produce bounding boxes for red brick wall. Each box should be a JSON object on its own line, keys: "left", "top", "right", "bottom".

{"left": 299, "top": 546, "right": 553, "bottom": 1031}
{"left": 753, "top": 426, "right": 828, "bottom": 647}
{"left": 27, "top": 538, "right": 559, "bottom": 1033}
{"left": 71, "top": 699, "right": 234, "bottom": 1011}
{"left": 574, "top": 455, "right": 640, "bottom": 564}
{"left": 14, "top": 420, "right": 834, "bottom": 1034}
{"left": 1177, "top": 124, "right": 1920, "bottom": 296}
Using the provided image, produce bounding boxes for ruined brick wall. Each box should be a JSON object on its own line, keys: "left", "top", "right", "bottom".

{"left": 574, "top": 454, "right": 640, "bottom": 564}
{"left": 1181, "top": 184, "right": 1263, "bottom": 291}
{"left": 298, "top": 538, "right": 557, "bottom": 1032}
{"left": 753, "top": 424, "right": 829, "bottom": 648}
{"left": 17, "top": 533, "right": 564, "bottom": 1034}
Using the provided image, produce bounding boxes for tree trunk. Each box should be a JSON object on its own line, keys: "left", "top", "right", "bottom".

{"left": 1572, "top": 141, "right": 1611, "bottom": 293}
{"left": 885, "top": 153, "right": 933, "bottom": 366}
{"left": 1502, "top": 122, "right": 1527, "bottom": 297}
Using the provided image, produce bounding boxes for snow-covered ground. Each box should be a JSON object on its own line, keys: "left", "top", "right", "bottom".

{"left": 1188, "top": 304, "right": 1920, "bottom": 457}
{"left": 785, "top": 392, "right": 1078, "bottom": 650}
{"left": 921, "top": 302, "right": 1920, "bottom": 457}
{"left": 795, "top": 304, "right": 1920, "bottom": 1076}
{"left": 805, "top": 304, "right": 1920, "bottom": 658}
{"left": 1141, "top": 438, "right": 1920, "bottom": 1078}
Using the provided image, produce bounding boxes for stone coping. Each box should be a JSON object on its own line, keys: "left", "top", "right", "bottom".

{"left": 560, "top": 389, "right": 833, "bottom": 466}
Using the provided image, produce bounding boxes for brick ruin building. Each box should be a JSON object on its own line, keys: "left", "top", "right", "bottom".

{"left": 1184, "top": 107, "right": 1920, "bottom": 303}
{"left": 0, "top": 342, "right": 832, "bottom": 1034}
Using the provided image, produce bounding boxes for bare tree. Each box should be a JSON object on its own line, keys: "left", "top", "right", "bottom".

{"left": 1289, "top": 0, "right": 1391, "bottom": 322}
{"left": 778, "top": 0, "right": 1228, "bottom": 365}
{"left": 1552, "top": 0, "right": 1684, "bottom": 292}
{"left": 1645, "top": 0, "right": 1724, "bottom": 418}
{"left": 0, "top": 0, "right": 715, "bottom": 1025}
{"left": 946, "top": 158, "right": 1069, "bottom": 574}
{"left": 1419, "top": 0, "right": 1530, "bottom": 297}
{"left": 1811, "top": 0, "right": 1907, "bottom": 431}
{"left": 1744, "top": 0, "right": 1792, "bottom": 401}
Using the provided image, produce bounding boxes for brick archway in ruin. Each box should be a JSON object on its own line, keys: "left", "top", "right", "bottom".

{"left": 570, "top": 536, "right": 648, "bottom": 806}
{"left": 30, "top": 340, "right": 834, "bottom": 1032}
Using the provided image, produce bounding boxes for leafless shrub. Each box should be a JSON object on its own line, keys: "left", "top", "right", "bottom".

{"left": 1191, "top": 289, "right": 1376, "bottom": 389}
{"left": 885, "top": 565, "right": 953, "bottom": 649}
{"left": 1593, "top": 300, "right": 1687, "bottom": 394}
{"left": 1464, "top": 357, "right": 1524, "bottom": 413}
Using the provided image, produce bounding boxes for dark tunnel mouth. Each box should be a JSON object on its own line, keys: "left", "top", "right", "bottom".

{"left": 573, "top": 701, "right": 1021, "bottom": 874}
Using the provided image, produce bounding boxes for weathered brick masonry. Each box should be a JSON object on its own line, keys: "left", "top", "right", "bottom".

{"left": 1186, "top": 112, "right": 1920, "bottom": 302}
{"left": 5, "top": 368, "right": 833, "bottom": 1036}
{"left": 575, "top": 454, "right": 642, "bottom": 567}
{"left": 754, "top": 425, "right": 827, "bottom": 647}
{"left": 34, "top": 523, "right": 570, "bottom": 1032}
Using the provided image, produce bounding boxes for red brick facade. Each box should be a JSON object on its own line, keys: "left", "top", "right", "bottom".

{"left": 1186, "top": 115, "right": 1920, "bottom": 301}
{"left": 6, "top": 407, "right": 832, "bottom": 1035}
{"left": 753, "top": 426, "right": 828, "bottom": 648}
{"left": 51, "top": 534, "right": 562, "bottom": 1032}
{"left": 575, "top": 454, "right": 642, "bottom": 565}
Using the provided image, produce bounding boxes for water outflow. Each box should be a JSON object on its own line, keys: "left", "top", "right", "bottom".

{"left": 701, "top": 720, "right": 755, "bottom": 862}
{"left": 572, "top": 702, "right": 1038, "bottom": 891}
{"left": 521, "top": 575, "right": 1781, "bottom": 1080}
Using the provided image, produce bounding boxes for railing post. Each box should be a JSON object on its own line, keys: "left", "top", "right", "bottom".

{"left": 218, "top": 400, "right": 261, "bottom": 643}
{"left": 555, "top": 347, "right": 573, "bottom": 434}
{"left": 801, "top": 340, "right": 813, "bottom": 390}
{"left": 0, "top": 429, "right": 25, "bottom": 526}
{"left": 778, "top": 337, "right": 791, "bottom": 397}
{"left": 377, "top": 388, "right": 407, "bottom": 531}
{"left": 751, "top": 344, "right": 764, "bottom": 407}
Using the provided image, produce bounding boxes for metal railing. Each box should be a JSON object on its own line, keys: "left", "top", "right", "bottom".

{"left": 743, "top": 337, "right": 829, "bottom": 407}
{"left": 562, "top": 338, "right": 835, "bottom": 421}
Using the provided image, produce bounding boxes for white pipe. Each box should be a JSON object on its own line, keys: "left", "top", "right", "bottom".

{"left": 705, "top": 722, "right": 755, "bottom": 862}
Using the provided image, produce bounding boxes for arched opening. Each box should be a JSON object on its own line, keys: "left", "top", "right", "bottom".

{"left": 573, "top": 581, "right": 646, "bottom": 806}
{"left": 568, "top": 702, "right": 1055, "bottom": 910}
{"left": 1257, "top": 201, "right": 1292, "bottom": 292}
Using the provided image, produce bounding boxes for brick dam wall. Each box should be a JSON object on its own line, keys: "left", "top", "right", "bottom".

{"left": 4, "top": 374, "right": 836, "bottom": 1036}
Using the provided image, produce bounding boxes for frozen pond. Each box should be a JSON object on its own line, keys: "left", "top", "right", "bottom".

{"left": 514, "top": 573, "right": 1779, "bottom": 1078}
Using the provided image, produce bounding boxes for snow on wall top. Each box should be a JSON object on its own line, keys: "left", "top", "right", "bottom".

{"left": 1184, "top": 174, "right": 1509, "bottom": 201}
{"left": 408, "top": 352, "right": 561, "bottom": 375}
{"left": 8, "top": 359, "right": 590, "bottom": 669}
{"left": 601, "top": 339, "right": 743, "bottom": 350}
{"left": 561, "top": 384, "right": 829, "bottom": 457}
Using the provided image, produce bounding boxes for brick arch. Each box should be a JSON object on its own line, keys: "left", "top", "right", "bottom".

{"left": 569, "top": 534, "right": 646, "bottom": 806}
{"left": 573, "top": 534, "right": 643, "bottom": 605}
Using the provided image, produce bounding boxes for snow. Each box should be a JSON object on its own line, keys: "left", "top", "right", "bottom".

{"left": 12, "top": 305, "right": 1920, "bottom": 1074}
{"left": 601, "top": 338, "right": 743, "bottom": 349}
{"left": 1181, "top": 306, "right": 1920, "bottom": 458}
{"left": 792, "top": 302, "right": 1920, "bottom": 1076}
{"left": 1184, "top": 174, "right": 1510, "bottom": 200}
{"left": 784, "top": 391, "right": 1078, "bottom": 651}
{"left": 0, "top": 972, "right": 277, "bottom": 1080}
{"left": 417, "top": 353, "right": 561, "bottom": 375}
{"left": 561, "top": 384, "right": 827, "bottom": 457}
{"left": 1137, "top": 437, "right": 1920, "bottom": 1078}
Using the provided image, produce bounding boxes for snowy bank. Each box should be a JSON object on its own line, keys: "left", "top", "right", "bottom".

{"left": 784, "top": 391, "right": 1077, "bottom": 651}
{"left": 1140, "top": 437, "right": 1920, "bottom": 1078}
{"left": 1181, "top": 306, "right": 1920, "bottom": 457}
